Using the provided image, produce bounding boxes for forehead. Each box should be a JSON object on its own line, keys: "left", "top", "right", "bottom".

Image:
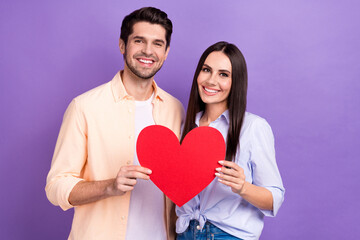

{"left": 204, "top": 51, "right": 232, "bottom": 71}
{"left": 130, "top": 21, "right": 167, "bottom": 41}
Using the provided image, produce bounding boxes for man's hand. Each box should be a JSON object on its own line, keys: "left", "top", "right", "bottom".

{"left": 110, "top": 165, "right": 152, "bottom": 196}
{"left": 69, "top": 165, "right": 152, "bottom": 206}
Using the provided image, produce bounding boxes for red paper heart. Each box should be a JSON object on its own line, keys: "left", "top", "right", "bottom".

{"left": 136, "top": 125, "right": 225, "bottom": 207}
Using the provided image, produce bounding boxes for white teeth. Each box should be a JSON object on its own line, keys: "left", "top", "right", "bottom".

{"left": 204, "top": 87, "right": 219, "bottom": 93}
{"left": 139, "top": 59, "right": 153, "bottom": 64}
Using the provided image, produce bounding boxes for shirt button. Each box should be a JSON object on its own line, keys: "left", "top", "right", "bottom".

{"left": 128, "top": 108, "right": 132, "bottom": 113}
{"left": 126, "top": 161, "right": 131, "bottom": 165}
{"left": 121, "top": 216, "right": 126, "bottom": 220}
{"left": 196, "top": 225, "right": 201, "bottom": 230}
{"left": 129, "top": 135, "right": 133, "bottom": 139}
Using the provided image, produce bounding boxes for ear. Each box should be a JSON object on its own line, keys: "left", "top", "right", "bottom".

{"left": 119, "top": 39, "right": 126, "bottom": 54}
{"left": 164, "top": 46, "right": 170, "bottom": 60}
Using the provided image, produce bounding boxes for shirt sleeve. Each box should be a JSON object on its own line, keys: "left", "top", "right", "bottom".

{"left": 45, "top": 99, "right": 87, "bottom": 211}
{"left": 249, "top": 118, "right": 285, "bottom": 217}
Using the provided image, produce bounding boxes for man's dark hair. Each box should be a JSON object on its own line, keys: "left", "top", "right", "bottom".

{"left": 120, "top": 7, "right": 173, "bottom": 49}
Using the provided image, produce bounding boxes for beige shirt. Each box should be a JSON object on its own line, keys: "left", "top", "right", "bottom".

{"left": 45, "top": 71, "right": 184, "bottom": 240}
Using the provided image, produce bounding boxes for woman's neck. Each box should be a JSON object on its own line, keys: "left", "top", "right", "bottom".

{"left": 199, "top": 104, "right": 227, "bottom": 126}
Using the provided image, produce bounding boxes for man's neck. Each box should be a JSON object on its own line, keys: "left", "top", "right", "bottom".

{"left": 121, "top": 69, "right": 154, "bottom": 101}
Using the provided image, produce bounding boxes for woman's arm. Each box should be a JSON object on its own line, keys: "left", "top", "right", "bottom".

{"left": 215, "top": 160, "right": 273, "bottom": 210}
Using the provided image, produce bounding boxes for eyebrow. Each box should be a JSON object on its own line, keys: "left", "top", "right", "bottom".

{"left": 203, "top": 64, "right": 231, "bottom": 73}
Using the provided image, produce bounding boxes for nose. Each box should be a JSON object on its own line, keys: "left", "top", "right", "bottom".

{"left": 141, "top": 42, "right": 153, "bottom": 56}
{"left": 206, "top": 73, "right": 217, "bottom": 85}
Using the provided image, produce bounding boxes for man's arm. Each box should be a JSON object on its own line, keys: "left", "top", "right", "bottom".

{"left": 45, "top": 99, "right": 88, "bottom": 210}
{"left": 68, "top": 165, "right": 152, "bottom": 206}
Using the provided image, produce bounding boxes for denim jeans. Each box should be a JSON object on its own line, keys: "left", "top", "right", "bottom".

{"left": 177, "top": 220, "right": 243, "bottom": 240}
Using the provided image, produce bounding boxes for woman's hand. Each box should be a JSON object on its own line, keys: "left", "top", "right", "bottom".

{"left": 215, "top": 160, "right": 247, "bottom": 195}
{"left": 215, "top": 160, "right": 274, "bottom": 210}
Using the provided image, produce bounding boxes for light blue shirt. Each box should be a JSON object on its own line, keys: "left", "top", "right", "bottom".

{"left": 176, "top": 110, "right": 285, "bottom": 240}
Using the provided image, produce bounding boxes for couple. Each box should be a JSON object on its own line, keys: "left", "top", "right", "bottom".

{"left": 45, "top": 7, "right": 284, "bottom": 240}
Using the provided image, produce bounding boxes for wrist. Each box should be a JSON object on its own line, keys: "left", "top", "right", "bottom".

{"left": 105, "top": 179, "right": 118, "bottom": 197}
{"left": 239, "top": 181, "right": 249, "bottom": 196}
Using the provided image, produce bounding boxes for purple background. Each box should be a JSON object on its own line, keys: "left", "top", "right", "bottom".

{"left": 1, "top": 0, "right": 359, "bottom": 239}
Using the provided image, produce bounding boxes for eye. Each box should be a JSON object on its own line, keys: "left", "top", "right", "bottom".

{"left": 154, "top": 42, "right": 163, "bottom": 47}
{"left": 202, "top": 67, "right": 210, "bottom": 72}
{"left": 220, "top": 72, "right": 229, "bottom": 77}
{"left": 134, "top": 39, "right": 143, "bottom": 44}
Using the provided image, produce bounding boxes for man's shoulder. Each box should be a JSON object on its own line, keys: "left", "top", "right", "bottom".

{"left": 65, "top": 80, "right": 114, "bottom": 116}
{"left": 157, "top": 86, "right": 183, "bottom": 110}
{"left": 155, "top": 86, "right": 185, "bottom": 132}
{"left": 73, "top": 81, "right": 112, "bottom": 104}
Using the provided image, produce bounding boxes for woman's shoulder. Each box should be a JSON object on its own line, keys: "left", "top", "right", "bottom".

{"left": 243, "top": 112, "right": 270, "bottom": 129}
{"left": 241, "top": 112, "right": 274, "bottom": 140}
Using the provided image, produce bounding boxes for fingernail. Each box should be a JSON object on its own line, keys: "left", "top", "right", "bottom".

{"left": 148, "top": 170, "right": 152, "bottom": 174}
{"left": 218, "top": 161, "right": 224, "bottom": 165}
{"left": 216, "top": 167, "right": 222, "bottom": 172}
{"left": 215, "top": 173, "right": 220, "bottom": 177}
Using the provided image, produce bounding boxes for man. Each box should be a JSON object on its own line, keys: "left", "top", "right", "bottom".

{"left": 45, "top": 7, "right": 184, "bottom": 240}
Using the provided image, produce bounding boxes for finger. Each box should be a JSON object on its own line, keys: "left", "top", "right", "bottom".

{"left": 215, "top": 172, "right": 244, "bottom": 184}
{"left": 123, "top": 171, "right": 151, "bottom": 180}
{"left": 117, "top": 185, "right": 134, "bottom": 193}
{"left": 121, "top": 165, "right": 152, "bottom": 175}
{"left": 218, "top": 179, "right": 241, "bottom": 192}
{"left": 218, "top": 161, "right": 244, "bottom": 175}
{"left": 216, "top": 166, "right": 240, "bottom": 178}
{"left": 117, "top": 177, "right": 137, "bottom": 187}
{"left": 218, "top": 178, "right": 239, "bottom": 189}
{"left": 218, "top": 160, "right": 242, "bottom": 171}
{"left": 113, "top": 178, "right": 136, "bottom": 194}
{"left": 118, "top": 165, "right": 152, "bottom": 180}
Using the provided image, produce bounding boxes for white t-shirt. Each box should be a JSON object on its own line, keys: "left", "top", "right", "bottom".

{"left": 126, "top": 93, "right": 166, "bottom": 240}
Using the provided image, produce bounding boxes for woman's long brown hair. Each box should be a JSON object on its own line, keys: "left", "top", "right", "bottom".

{"left": 181, "top": 41, "right": 248, "bottom": 161}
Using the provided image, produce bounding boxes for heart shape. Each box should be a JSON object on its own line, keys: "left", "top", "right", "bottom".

{"left": 136, "top": 125, "right": 225, "bottom": 207}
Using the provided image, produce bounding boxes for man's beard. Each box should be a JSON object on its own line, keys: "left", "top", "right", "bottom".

{"left": 124, "top": 52, "right": 163, "bottom": 80}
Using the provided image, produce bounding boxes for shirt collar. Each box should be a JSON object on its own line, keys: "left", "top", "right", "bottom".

{"left": 195, "top": 109, "right": 230, "bottom": 126}
{"left": 111, "top": 70, "right": 164, "bottom": 102}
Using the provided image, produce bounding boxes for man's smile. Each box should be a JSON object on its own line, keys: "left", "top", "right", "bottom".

{"left": 137, "top": 57, "right": 155, "bottom": 66}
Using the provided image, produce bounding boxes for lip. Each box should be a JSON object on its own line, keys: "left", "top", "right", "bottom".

{"left": 202, "top": 86, "right": 220, "bottom": 96}
{"left": 137, "top": 57, "right": 155, "bottom": 66}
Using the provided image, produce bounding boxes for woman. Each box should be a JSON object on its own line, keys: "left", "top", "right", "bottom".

{"left": 176, "top": 41, "right": 285, "bottom": 240}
